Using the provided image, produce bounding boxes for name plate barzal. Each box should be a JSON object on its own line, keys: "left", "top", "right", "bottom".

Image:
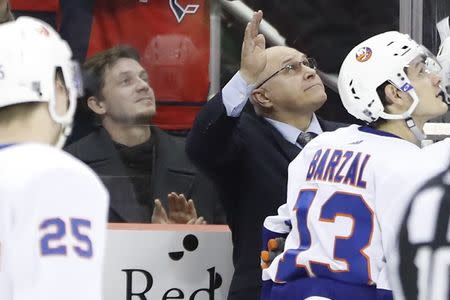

{"left": 103, "top": 224, "right": 233, "bottom": 300}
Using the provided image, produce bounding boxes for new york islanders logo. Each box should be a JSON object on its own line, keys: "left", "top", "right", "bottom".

{"left": 356, "top": 47, "right": 372, "bottom": 62}
{"left": 169, "top": 0, "right": 200, "bottom": 23}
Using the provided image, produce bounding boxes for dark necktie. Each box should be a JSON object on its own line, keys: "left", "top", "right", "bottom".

{"left": 297, "top": 132, "right": 318, "bottom": 148}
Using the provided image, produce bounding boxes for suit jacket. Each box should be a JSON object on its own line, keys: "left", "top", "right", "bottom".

{"left": 186, "top": 93, "right": 347, "bottom": 299}
{"left": 65, "top": 126, "right": 225, "bottom": 224}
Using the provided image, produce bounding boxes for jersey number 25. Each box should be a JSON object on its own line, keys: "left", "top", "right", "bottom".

{"left": 39, "top": 217, "right": 93, "bottom": 258}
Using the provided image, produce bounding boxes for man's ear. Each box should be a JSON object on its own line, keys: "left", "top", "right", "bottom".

{"left": 87, "top": 96, "right": 106, "bottom": 115}
{"left": 383, "top": 84, "right": 403, "bottom": 105}
{"left": 55, "top": 79, "right": 66, "bottom": 93}
{"left": 251, "top": 89, "right": 273, "bottom": 109}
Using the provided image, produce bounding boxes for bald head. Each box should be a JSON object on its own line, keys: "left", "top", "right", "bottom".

{"left": 256, "top": 46, "right": 307, "bottom": 84}
{"left": 249, "top": 44, "right": 326, "bottom": 123}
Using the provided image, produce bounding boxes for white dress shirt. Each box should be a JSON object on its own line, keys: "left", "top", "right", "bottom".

{"left": 221, "top": 71, "right": 323, "bottom": 148}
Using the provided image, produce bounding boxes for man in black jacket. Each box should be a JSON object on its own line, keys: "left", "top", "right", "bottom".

{"left": 186, "top": 11, "right": 347, "bottom": 299}
{"left": 66, "top": 45, "right": 225, "bottom": 224}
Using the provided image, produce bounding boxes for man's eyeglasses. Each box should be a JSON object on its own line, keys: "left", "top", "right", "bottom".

{"left": 255, "top": 57, "right": 318, "bottom": 89}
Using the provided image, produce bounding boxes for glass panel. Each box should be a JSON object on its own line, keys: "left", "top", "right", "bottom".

{"left": 422, "top": 0, "right": 450, "bottom": 54}
{"left": 219, "top": 0, "right": 399, "bottom": 125}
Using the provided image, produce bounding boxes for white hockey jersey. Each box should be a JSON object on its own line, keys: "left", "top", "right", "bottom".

{"left": 389, "top": 138, "right": 450, "bottom": 300}
{"left": 262, "top": 125, "right": 426, "bottom": 291}
{"left": 0, "top": 143, "right": 109, "bottom": 300}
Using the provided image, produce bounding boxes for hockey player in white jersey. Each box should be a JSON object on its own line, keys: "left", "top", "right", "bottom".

{"left": 0, "top": 17, "right": 109, "bottom": 300}
{"left": 261, "top": 31, "right": 448, "bottom": 300}
{"left": 390, "top": 141, "right": 450, "bottom": 300}
{"left": 388, "top": 35, "right": 450, "bottom": 300}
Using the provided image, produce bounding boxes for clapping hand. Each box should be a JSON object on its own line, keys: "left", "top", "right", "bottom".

{"left": 152, "top": 192, "right": 207, "bottom": 224}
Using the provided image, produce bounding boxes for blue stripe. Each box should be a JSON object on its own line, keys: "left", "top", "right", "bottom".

{"left": 262, "top": 277, "right": 393, "bottom": 300}
{"left": 261, "top": 228, "right": 288, "bottom": 251}
{"left": 358, "top": 126, "right": 402, "bottom": 139}
{"left": 0, "top": 144, "right": 14, "bottom": 150}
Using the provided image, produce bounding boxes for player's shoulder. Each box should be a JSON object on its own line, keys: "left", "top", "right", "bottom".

{"left": 315, "top": 124, "right": 358, "bottom": 142}
{"left": 0, "top": 143, "right": 103, "bottom": 183}
{"left": 305, "top": 124, "right": 418, "bottom": 164}
{"left": 309, "top": 124, "right": 369, "bottom": 146}
{"left": 290, "top": 125, "right": 359, "bottom": 163}
{"left": 288, "top": 126, "right": 350, "bottom": 168}
{"left": 5, "top": 143, "right": 85, "bottom": 167}
{"left": 413, "top": 138, "right": 450, "bottom": 180}
{"left": 355, "top": 126, "right": 420, "bottom": 157}
{"left": 421, "top": 138, "right": 450, "bottom": 157}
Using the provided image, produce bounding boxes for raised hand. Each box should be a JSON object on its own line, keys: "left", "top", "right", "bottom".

{"left": 167, "top": 192, "right": 197, "bottom": 223}
{"left": 151, "top": 198, "right": 170, "bottom": 224}
{"left": 240, "top": 10, "right": 267, "bottom": 85}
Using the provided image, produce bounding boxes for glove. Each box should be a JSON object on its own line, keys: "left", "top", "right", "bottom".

{"left": 260, "top": 237, "right": 285, "bottom": 269}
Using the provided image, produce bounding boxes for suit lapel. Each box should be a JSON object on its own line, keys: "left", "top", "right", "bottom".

{"left": 256, "top": 116, "right": 347, "bottom": 162}
{"left": 258, "top": 116, "right": 301, "bottom": 162}
{"left": 151, "top": 128, "right": 196, "bottom": 208}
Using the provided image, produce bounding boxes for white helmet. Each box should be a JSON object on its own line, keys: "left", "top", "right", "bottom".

{"left": 338, "top": 31, "right": 442, "bottom": 123}
{"left": 0, "top": 17, "right": 83, "bottom": 147}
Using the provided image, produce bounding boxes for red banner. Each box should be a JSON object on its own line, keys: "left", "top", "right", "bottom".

{"left": 87, "top": 0, "right": 210, "bottom": 130}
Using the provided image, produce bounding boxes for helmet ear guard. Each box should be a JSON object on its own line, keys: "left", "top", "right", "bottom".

{"left": 0, "top": 17, "right": 81, "bottom": 148}
{"left": 49, "top": 62, "right": 83, "bottom": 128}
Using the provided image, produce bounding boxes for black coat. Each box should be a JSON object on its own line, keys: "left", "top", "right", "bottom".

{"left": 186, "top": 93, "right": 347, "bottom": 299}
{"left": 66, "top": 126, "right": 225, "bottom": 224}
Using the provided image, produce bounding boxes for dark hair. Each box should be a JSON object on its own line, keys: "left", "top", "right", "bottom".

{"left": 81, "top": 45, "right": 140, "bottom": 108}
{"left": 370, "top": 81, "right": 391, "bottom": 128}
{"left": 77, "top": 45, "right": 141, "bottom": 126}
{"left": 55, "top": 66, "right": 67, "bottom": 91}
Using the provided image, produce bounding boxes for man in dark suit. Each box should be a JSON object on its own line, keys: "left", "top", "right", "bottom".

{"left": 186, "top": 11, "right": 347, "bottom": 299}
{"left": 66, "top": 45, "right": 225, "bottom": 224}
